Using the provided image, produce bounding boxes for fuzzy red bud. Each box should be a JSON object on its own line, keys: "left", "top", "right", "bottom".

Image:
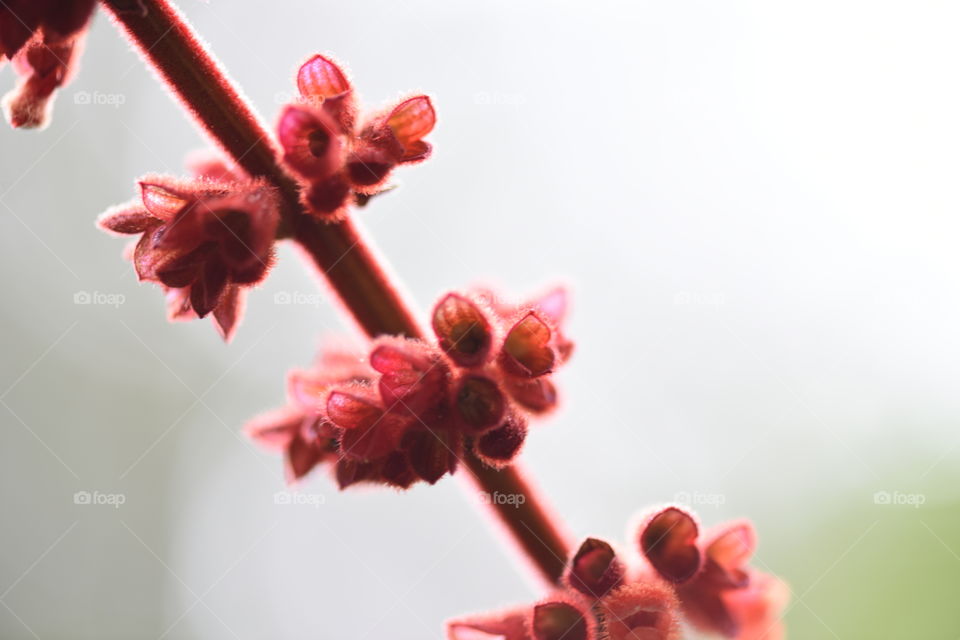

{"left": 432, "top": 294, "right": 493, "bottom": 367}
{"left": 639, "top": 506, "right": 702, "bottom": 584}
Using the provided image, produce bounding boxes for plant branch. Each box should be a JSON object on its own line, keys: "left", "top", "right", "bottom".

{"left": 100, "top": 0, "right": 572, "bottom": 585}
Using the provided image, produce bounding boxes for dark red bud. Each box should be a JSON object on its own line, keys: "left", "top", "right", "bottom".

{"left": 303, "top": 175, "right": 351, "bottom": 218}
{"left": 455, "top": 375, "right": 505, "bottom": 433}
{"left": 566, "top": 538, "right": 624, "bottom": 598}
{"left": 474, "top": 415, "right": 527, "bottom": 467}
{"left": 189, "top": 260, "right": 228, "bottom": 318}
{"left": 406, "top": 429, "right": 459, "bottom": 484}
{"left": 639, "top": 506, "right": 702, "bottom": 584}
{"left": 531, "top": 602, "right": 590, "bottom": 640}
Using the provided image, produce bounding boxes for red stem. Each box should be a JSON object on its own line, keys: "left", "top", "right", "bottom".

{"left": 100, "top": 0, "right": 572, "bottom": 585}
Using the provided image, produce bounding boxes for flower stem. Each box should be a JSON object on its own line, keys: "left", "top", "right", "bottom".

{"left": 100, "top": 0, "right": 572, "bottom": 585}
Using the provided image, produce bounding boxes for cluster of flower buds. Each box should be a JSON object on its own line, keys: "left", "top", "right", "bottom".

{"left": 448, "top": 506, "right": 787, "bottom": 640}
{"left": 277, "top": 54, "right": 436, "bottom": 219}
{"left": 246, "top": 287, "right": 573, "bottom": 488}
{"left": 97, "top": 156, "right": 280, "bottom": 341}
{"left": 0, "top": 0, "right": 96, "bottom": 128}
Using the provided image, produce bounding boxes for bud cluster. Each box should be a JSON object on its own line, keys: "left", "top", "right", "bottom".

{"left": 277, "top": 54, "right": 436, "bottom": 219}
{"left": 246, "top": 287, "right": 573, "bottom": 488}
{"left": 448, "top": 506, "right": 787, "bottom": 640}
{"left": 97, "top": 157, "right": 280, "bottom": 341}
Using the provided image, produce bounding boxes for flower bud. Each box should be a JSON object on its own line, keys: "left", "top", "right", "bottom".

{"left": 370, "top": 340, "right": 448, "bottom": 418}
{"left": 278, "top": 104, "right": 344, "bottom": 180}
{"left": 531, "top": 600, "right": 592, "bottom": 640}
{"left": 638, "top": 506, "right": 702, "bottom": 584}
{"left": 598, "top": 582, "right": 681, "bottom": 640}
{"left": 455, "top": 375, "right": 505, "bottom": 433}
{"left": 474, "top": 414, "right": 527, "bottom": 468}
{"left": 500, "top": 312, "right": 555, "bottom": 378}
{"left": 565, "top": 538, "right": 624, "bottom": 598}
{"left": 432, "top": 294, "right": 493, "bottom": 367}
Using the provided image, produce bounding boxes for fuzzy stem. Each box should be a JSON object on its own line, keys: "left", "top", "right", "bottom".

{"left": 100, "top": 0, "right": 572, "bottom": 585}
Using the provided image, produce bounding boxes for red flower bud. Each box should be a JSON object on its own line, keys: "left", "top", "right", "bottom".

{"left": 565, "top": 538, "right": 624, "bottom": 598}
{"left": 302, "top": 174, "right": 352, "bottom": 219}
{"left": 454, "top": 375, "right": 506, "bottom": 433}
{"left": 531, "top": 601, "right": 592, "bottom": 640}
{"left": 278, "top": 104, "right": 344, "bottom": 180}
{"left": 100, "top": 173, "right": 279, "bottom": 340}
{"left": 474, "top": 414, "right": 527, "bottom": 468}
{"left": 380, "top": 450, "right": 418, "bottom": 489}
{"left": 297, "top": 54, "right": 350, "bottom": 101}
{"left": 503, "top": 377, "right": 558, "bottom": 414}
{"left": 98, "top": 202, "right": 162, "bottom": 235}
{"left": 370, "top": 340, "right": 449, "bottom": 418}
{"left": 638, "top": 506, "right": 702, "bottom": 584}
{"left": 500, "top": 312, "right": 556, "bottom": 378}
{"left": 285, "top": 432, "right": 332, "bottom": 484}
{"left": 326, "top": 389, "right": 408, "bottom": 461}
{"left": 334, "top": 458, "right": 377, "bottom": 490}
{"left": 387, "top": 96, "right": 436, "bottom": 163}
{"left": 432, "top": 294, "right": 493, "bottom": 367}
{"left": 405, "top": 428, "right": 460, "bottom": 485}
{"left": 296, "top": 54, "right": 355, "bottom": 132}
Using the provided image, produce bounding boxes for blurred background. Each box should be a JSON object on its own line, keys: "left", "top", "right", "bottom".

{"left": 2, "top": 1, "right": 960, "bottom": 637}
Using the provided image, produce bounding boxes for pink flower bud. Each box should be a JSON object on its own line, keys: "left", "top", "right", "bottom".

{"left": 370, "top": 339, "right": 449, "bottom": 418}
{"left": 296, "top": 54, "right": 356, "bottom": 132}
{"left": 244, "top": 407, "right": 303, "bottom": 452}
{"left": 98, "top": 202, "right": 161, "bottom": 235}
{"left": 326, "top": 389, "right": 408, "bottom": 461}
{"left": 297, "top": 54, "right": 350, "bottom": 101}
{"left": 387, "top": 95, "right": 436, "bottom": 163}
{"left": 598, "top": 582, "right": 681, "bottom": 640}
{"left": 447, "top": 608, "right": 529, "bottom": 640}
{"left": 278, "top": 104, "right": 344, "bottom": 180}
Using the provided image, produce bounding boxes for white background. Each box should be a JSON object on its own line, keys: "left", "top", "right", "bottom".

{"left": 2, "top": 1, "right": 960, "bottom": 638}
